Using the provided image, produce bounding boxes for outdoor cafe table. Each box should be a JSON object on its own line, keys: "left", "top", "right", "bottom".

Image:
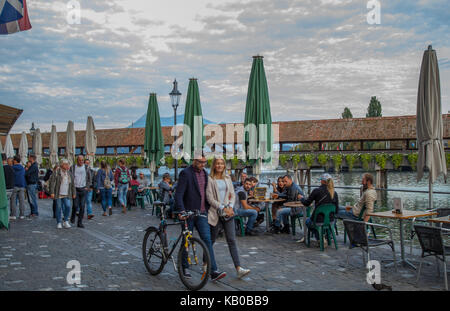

{"left": 428, "top": 216, "right": 450, "bottom": 225}
{"left": 283, "top": 201, "right": 307, "bottom": 240}
{"left": 367, "top": 210, "right": 437, "bottom": 269}
{"left": 248, "top": 198, "right": 285, "bottom": 232}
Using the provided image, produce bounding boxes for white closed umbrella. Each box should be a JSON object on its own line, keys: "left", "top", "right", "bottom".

{"left": 33, "top": 128, "right": 43, "bottom": 165}
{"left": 49, "top": 125, "right": 59, "bottom": 168}
{"left": 0, "top": 139, "right": 3, "bottom": 154}
{"left": 85, "top": 116, "right": 97, "bottom": 166}
{"left": 19, "top": 132, "right": 28, "bottom": 165}
{"left": 416, "top": 45, "right": 447, "bottom": 210}
{"left": 66, "top": 121, "right": 76, "bottom": 166}
{"left": 4, "top": 134, "right": 14, "bottom": 158}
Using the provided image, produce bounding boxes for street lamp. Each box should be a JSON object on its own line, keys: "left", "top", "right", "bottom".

{"left": 30, "top": 122, "right": 36, "bottom": 155}
{"left": 169, "top": 79, "right": 182, "bottom": 181}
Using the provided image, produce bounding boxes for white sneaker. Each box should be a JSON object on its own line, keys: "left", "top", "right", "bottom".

{"left": 19, "top": 216, "right": 25, "bottom": 220}
{"left": 57, "top": 223, "right": 63, "bottom": 229}
{"left": 63, "top": 221, "right": 71, "bottom": 229}
{"left": 237, "top": 267, "right": 251, "bottom": 279}
{"left": 9, "top": 216, "right": 16, "bottom": 220}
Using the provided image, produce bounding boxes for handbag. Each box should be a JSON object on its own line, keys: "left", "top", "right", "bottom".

{"left": 104, "top": 169, "right": 112, "bottom": 189}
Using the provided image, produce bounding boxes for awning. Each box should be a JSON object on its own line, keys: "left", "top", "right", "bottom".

{"left": 0, "top": 104, "right": 23, "bottom": 135}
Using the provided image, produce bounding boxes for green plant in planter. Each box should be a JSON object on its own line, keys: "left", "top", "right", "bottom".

{"left": 231, "top": 156, "right": 240, "bottom": 169}
{"left": 345, "top": 154, "right": 358, "bottom": 171}
{"left": 165, "top": 155, "right": 174, "bottom": 169}
{"left": 360, "top": 154, "right": 372, "bottom": 170}
{"left": 331, "top": 154, "right": 343, "bottom": 172}
{"left": 303, "top": 154, "right": 315, "bottom": 168}
{"left": 407, "top": 153, "right": 418, "bottom": 171}
{"left": 292, "top": 154, "right": 301, "bottom": 168}
{"left": 178, "top": 158, "right": 184, "bottom": 167}
{"left": 279, "top": 154, "right": 290, "bottom": 168}
{"left": 136, "top": 156, "right": 144, "bottom": 168}
{"left": 317, "top": 154, "right": 329, "bottom": 169}
{"left": 375, "top": 153, "right": 388, "bottom": 170}
{"left": 107, "top": 157, "right": 115, "bottom": 168}
{"left": 446, "top": 153, "right": 450, "bottom": 170}
{"left": 391, "top": 154, "right": 404, "bottom": 170}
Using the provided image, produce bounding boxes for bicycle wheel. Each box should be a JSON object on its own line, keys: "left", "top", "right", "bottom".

{"left": 142, "top": 227, "right": 165, "bottom": 275}
{"left": 177, "top": 236, "right": 211, "bottom": 291}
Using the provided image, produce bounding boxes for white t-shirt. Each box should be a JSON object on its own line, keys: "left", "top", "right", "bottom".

{"left": 59, "top": 170, "right": 69, "bottom": 196}
{"left": 74, "top": 165, "right": 86, "bottom": 188}
{"left": 216, "top": 179, "right": 227, "bottom": 204}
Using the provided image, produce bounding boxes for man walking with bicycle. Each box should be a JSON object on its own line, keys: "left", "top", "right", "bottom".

{"left": 175, "top": 155, "right": 227, "bottom": 282}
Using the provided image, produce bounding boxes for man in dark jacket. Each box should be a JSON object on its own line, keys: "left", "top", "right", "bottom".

{"left": 175, "top": 155, "right": 226, "bottom": 282}
{"left": 25, "top": 154, "right": 40, "bottom": 217}
{"left": 10, "top": 156, "right": 26, "bottom": 220}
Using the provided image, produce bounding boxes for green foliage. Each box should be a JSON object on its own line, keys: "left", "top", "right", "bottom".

{"left": 341, "top": 107, "right": 353, "bottom": 119}
{"left": 304, "top": 154, "right": 315, "bottom": 168}
{"left": 375, "top": 153, "right": 388, "bottom": 170}
{"left": 291, "top": 154, "right": 301, "bottom": 168}
{"left": 207, "top": 158, "right": 213, "bottom": 168}
{"left": 345, "top": 154, "right": 358, "bottom": 171}
{"left": 279, "top": 154, "right": 290, "bottom": 167}
{"left": 231, "top": 156, "right": 240, "bottom": 169}
{"left": 165, "top": 155, "right": 174, "bottom": 169}
{"left": 360, "top": 154, "right": 372, "bottom": 170}
{"left": 126, "top": 156, "right": 135, "bottom": 167}
{"left": 331, "top": 154, "right": 343, "bottom": 172}
{"left": 136, "top": 157, "right": 144, "bottom": 168}
{"left": 391, "top": 154, "right": 404, "bottom": 170}
{"left": 317, "top": 154, "right": 329, "bottom": 168}
{"left": 407, "top": 153, "right": 418, "bottom": 171}
{"left": 366, "top": 96, "right": 382, "bottom": 117}
{"left": 447, "top": 153, "right": 450, "bottom": 170}
{"left": 41, "top": 158, "right": 49, "bottom": 169}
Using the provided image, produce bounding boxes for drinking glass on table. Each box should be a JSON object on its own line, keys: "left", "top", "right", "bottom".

{"left": 345, "top": 202, "right": 351, "bottom": 211}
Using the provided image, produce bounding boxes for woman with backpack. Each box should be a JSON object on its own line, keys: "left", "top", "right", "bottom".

{"left": 114, "top": 158, "right": 131, "bottom": 214}
{"left": 97, "top": 160, "right": 114, "bottom": 216}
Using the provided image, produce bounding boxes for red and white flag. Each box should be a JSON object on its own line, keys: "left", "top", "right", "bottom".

{"left": 0, "top": 0, "right": 32, "bottom": 35}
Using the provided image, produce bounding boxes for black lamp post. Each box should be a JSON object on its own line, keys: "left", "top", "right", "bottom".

{"left": 169, "top": 79, "right": 182, "bottom": 181}
{"left": 30, "top": 122, "right": 36, "bottom": 155}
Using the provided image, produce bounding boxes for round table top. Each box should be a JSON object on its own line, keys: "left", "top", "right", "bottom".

{"left": 283, "top": 201, "right": 304, "bottom": 208}
{"left": 248, "top": 198, "right": 285, "bottom": 203}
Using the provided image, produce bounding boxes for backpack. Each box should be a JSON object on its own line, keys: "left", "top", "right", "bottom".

{"left": 118, "top": 167, "right": 129, "bottom": 184}
{"left": 104, "top": 169, "right": 112, "bottom": 189}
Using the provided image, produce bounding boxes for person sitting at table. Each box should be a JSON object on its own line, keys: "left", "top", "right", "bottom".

{"left": 233, "top": 171, "right": 247, "bottom": 188}
{"left": 270, "top": 175, "right": 304, "bottom": 234}
{"left": 159, "top": 173, "right": 175, "bottom": 218}
{"left": 137, "top": 172, "right": 150, "bottom": 193}
{"left": 299, "top": 173, "right": 339, "bottom": 245}
{"left": 235, "top": 178, "right": 261, "bottom": 236}
{"left": 337, "top": 173, "right": 376, "bottom": 222}
{"left": 270, "top": 177, "right": 287, "bottom": 224}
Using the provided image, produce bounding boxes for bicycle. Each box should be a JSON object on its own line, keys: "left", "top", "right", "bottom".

{"left": 142, "top": 208, "right": 211, "bottom": 291}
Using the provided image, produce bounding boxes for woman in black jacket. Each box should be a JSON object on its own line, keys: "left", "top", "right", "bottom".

{"left": 300, "top": 173, "right": 339, "bottom": 243}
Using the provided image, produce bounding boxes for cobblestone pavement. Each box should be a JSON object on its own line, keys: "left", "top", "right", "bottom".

{"left": 0, "top": 199, "right": 446, "bottom": 291}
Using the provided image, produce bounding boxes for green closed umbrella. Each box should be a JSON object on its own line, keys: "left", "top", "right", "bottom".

{"left": 0, "top": 159, "right": 9, "bottom": 230}
{"left": 244, "top": 55, "right": 273, "bottom": 177}
{"left": 182, "top": 78, "right": 205, "bottom": 164}
{"left": 144, "top": 93, "right": 165, "bottom": 185}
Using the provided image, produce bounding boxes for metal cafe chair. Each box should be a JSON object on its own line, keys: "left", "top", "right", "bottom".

{"left": 414, "top": 225, "right": 450, "bottom": 291}
{"left": 343, "top": 219, "right": 397, "bottom": 270}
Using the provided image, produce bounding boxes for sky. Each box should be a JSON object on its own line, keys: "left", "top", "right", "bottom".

{"left": 1, "top": 0, "right": 450, "bottom": 134}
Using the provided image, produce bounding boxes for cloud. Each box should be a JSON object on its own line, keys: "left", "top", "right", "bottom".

{"left": 2, "top": 0, "right": 450, "bottom": 134}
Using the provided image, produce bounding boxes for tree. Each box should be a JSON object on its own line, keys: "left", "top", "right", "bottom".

{"left": 341, "top": 107, "right": 353, "bottom": 119}
{"left": 366, "top": 96, "right": 382, "bottom": 117}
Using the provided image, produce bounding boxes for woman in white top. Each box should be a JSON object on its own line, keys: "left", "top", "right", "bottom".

{"left": 206, "top": 155, "right": 250, "bottom": 279}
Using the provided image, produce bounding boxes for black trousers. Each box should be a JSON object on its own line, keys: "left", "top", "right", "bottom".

{"left": 71, "top": 188, "right": 87, "bottom": 224}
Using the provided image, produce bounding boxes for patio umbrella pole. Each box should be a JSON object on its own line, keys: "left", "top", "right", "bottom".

{"left": 429, "top": 173, "right": 433, "bottom": 210}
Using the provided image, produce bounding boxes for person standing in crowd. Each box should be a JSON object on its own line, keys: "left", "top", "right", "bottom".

{"left": 44, "top": 164, "right": 57, "bottom": 218}
{"left": 235, "top": 178, "right": 261, "bottom": 236}
{"left": 114, "top": 158, "right": 131, "bottom": 214}
{"left": 270, "top": 175, "right": 304, "bottom": 234}
{"left": 206, "top": 156, "right": 250, "bottom": 279}
{"left": 158, "top": 173, "right": 175, "bottom": 218}
{"left": 175, "top": 155, "right": 227, "bottom": 282}
{"left": 25, "top": 154, "right": 40, "bottom": 217}
{"left": 70, "top": 155, "right": 92, "bottom": 228}
{"left": 96, "top": 160, "right": 114, "bottom": 216}
{"left": 84, "top": 159, "right": 95, "bottom": 220}
{"left": 10, "top": 156, "right": 26, "bottom": 220}
{"left": 49, "top": 159, "right": 76, "bottom": 229}
{"left": 2, "top": 154, "right": 14, "bottom": 201}
{"left": 299, "top": 173, "right": 339, "bottom": 245}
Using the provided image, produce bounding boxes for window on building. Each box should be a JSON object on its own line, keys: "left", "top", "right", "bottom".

{"left": 96, "top": 147, "right": 105, "bottom": 155}
{"left": 75, "top": 147, "right": 82, "bottom": 155}
{"left": 59, "top": 148, "right": 65, "bottom": 155}
{"left": 133, "top": 146, "right": 142, "bottom": 154}
{"left": 106, "top": 147, "right": 115, "bottom": 155}
{"left": 164, "top": 145, "right": 171, "bottom": 153}
{"left": 117, "top": 147, "right": 130, "bottom": 154}
{"left": 43, "top": 148, "right": 49, "bottom": 156}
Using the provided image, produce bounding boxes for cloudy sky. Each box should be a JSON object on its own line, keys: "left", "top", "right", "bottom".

{"left": 2, "top": 0, "right": 450, "bottom": 133}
